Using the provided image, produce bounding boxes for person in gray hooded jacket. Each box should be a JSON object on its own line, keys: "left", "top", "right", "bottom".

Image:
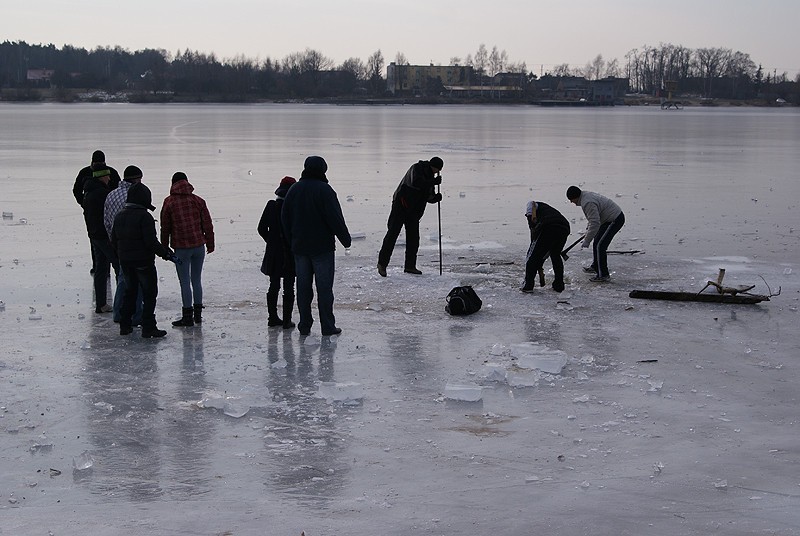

{"left": 567, "top": 186, "right": 625, "bottom": 282}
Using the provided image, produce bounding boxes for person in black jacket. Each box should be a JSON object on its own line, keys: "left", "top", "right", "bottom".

{"left": 521, "top": 199, "right": 571, "bottom": 293}
{"left": 282, "top": 157, "right": 351, "bottom": 337}
{"left": 73, "top": 150, "right": 121, "bottom": 275}
{"left": 82, "top": 167, "right": 118, "bottom": 313}
{"left": 258, "top": 176, "right": 296, "bottom": 329}
{"left": 111, "top": 183, "right": 174, "bottom": 338}
{"left": 377, "top": 157, "right": 443, "bottom": 276}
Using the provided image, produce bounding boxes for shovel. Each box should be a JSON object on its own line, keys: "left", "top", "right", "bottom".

{"left": 561, "top": 235, "right": 586, "bottom": 261}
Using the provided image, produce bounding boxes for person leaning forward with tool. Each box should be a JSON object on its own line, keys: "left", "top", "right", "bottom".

{"left": 566, "top": 185, "right": 625, "bottom": 282}
{"left": 521, "top": 198, "right": 570, "bottom": 293}
{"left": 377, "top": 157, "right": 443, "bottom": 276}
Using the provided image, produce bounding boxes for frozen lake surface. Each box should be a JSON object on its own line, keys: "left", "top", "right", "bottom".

{"left": 1, "top": 104, "right": 799, "bottom": 535}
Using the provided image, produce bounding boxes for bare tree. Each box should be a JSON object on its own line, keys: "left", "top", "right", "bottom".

{"left": 301, "top": 48, "right": 333, "bottom": 73}
{"left": 551, "top": 63, "right": 574, "bottom": 77}
{"left": 449, "top": 56, "right": 462, "bottom": 66}
{"left": 584, "top": 54, "right": 604, "bottom": 80}
{"left": 340, "top": 57, "right": 366, "bottom": 80}
{"left": 488, "top": 46, "right": 508, "bottom": 77}
{"left": 694, "top": 47, "right": 731, "bottom": 97}
{"left": 367, "top": 49, "right": 385, "bottom": 94}
{"left": 604, "top": 58, "right": 621, "bottom": 78}
{"left": 394, "top": 52, "right": 409, "bottom": 66}
{"left": 474, "top": 44, "right": 488, "bottom": 80}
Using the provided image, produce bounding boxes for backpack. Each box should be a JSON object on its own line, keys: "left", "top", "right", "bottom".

{"left": 445, "top": 286, "right": 482, "bottom": 316}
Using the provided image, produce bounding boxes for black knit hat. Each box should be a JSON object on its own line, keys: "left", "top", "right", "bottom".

{"left": 171, "top": 171, "right": 188, "bottom": 184}
{"left": 91, "top": 150, "right": 105, "bottom": 164}
{"left": 127, "top": 183, "right": 156, "bottom": 211}
{"left": 123, "top": 165, "right": 143, "bottom": 182}
{"left": 566, "top": 186, "right": 582, "bottom": 200}
{"left": 430, "top": 156, "right": 444, "bottom": 170}
{"left": 304, "top": 156, "right": 328, "bottom": 175}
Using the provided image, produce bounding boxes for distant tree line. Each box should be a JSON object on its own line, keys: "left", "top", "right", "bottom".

{"left": 1, "top": 40, "right": 797, "bottom": 103}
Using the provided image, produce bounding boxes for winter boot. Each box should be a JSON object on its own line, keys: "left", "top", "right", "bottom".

{"left": 193, "top": 304, "right": 203, "bottom": 324}
{"left": 142, "top": 326, "right": 167, "bottom": 338}
{"left": 282, "top": 291, "right": 295, "bottom": 329}
{"left": 172, "top": 307, "right": 195, "bottom": 327}
{"left": 266, "top": 290, "right": 282, "bottom": 327}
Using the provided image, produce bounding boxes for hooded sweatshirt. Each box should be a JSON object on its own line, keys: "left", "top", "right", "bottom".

{"left": 160, "top": 180, "right": 215, "bottom": 251}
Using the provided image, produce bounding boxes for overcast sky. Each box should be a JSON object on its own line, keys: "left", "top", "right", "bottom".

{"left": 3, "top": 0, "right": 797, "bottom": 77}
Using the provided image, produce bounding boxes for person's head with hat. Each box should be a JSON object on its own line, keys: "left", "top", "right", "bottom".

{"left": 171, "top": 171, "right": 189, "bottom": 185}
{"left": 126, "top": 182, "right": 156, "bottom": 211}
{"left": 91, "top": 165, "right": 112, "bottom": 186}
{"left": 301, "top": 156, "right": 328, "bottom": 181}
{"left": 429, "top": 156, "right": 444, "bottom": 173}
{"left": 123, "top": 165, "right": 143, "bottom": 184}
{"left": 275, "top": 176, "right": 296, "bottom": 198}
{"left": 90, "top": 150, "right": 106, "bottom": 171}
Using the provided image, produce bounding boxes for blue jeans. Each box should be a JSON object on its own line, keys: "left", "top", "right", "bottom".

{"left": 174, "top": 246, "right": 205, "bottom": 308}
{"left": 294, "top": 251, "right": 337, "bottom": 334}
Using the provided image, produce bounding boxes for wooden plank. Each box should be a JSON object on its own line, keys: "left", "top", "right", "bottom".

{"left": 629, "top": 290, "right": 768, "bottom": 304}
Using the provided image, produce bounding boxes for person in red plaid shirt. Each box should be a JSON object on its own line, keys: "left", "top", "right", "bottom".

{"left": 160, "top": 172, "right": 215, "bottom": 327}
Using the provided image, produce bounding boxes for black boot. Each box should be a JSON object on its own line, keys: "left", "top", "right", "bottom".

{"left": 193, "top": 304, "right": 203, "bottom": 324}
{"left": 142, "top": 326, "right": 167, "bottom": 338}
{"left": 172, "top": 307, "right": 194, "bottom": 327}
{"left": 266, "top": 290, "right": 282, "bottom": 327}
{"left": 282, "top": 290, "right": 295, "bottom": 329}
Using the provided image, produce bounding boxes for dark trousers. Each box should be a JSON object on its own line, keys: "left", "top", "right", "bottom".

{"left": 378, "top": 202, "right": 421, "bottom": 269}
{"left": 525, "top": 228, "right": 569, "bottom": 286}
{"left": 120, "top": 262, "right": 159, "bottom": 330}
{"left": 591, "top": 212, "right": 626, "bottom": 277}
{"left": 294, "top": 251, "right": 336, "bottom": 334}
{"left": 90, "top": 238, "right": 119, "bottom": 308}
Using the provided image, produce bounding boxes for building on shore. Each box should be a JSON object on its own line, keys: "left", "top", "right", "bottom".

{"left": 387, "top": 62, "right": 475, "bottom": 96}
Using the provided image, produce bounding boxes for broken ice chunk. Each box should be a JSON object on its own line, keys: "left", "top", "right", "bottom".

{"left": 73, "top": 451, "right": 95, "bottom": 471}
{"left": 317, "top": 382, "right": 365, "bottom": 403}
{"left": 444, "top": 383, "right": 483, "bottom": 402}
{"left": 511, "top": 342, "right": 568, "bottom": 374}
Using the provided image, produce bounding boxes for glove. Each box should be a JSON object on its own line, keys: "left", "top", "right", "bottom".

{"left": 433, "top": 175, "right": 442, "bottom": 186}
{"left": 431, "top": 193, "right": 442, "bottom": 203}
{"left": 168, "top": 254, "right": 183, "bottom": 264}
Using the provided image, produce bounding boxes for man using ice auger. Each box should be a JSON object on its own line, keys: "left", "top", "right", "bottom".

{"left": 377, "top": 157, "right": 443, "bottom": 276}
{"left": 521, "top": 199, "right": 570, "bottom": 293}
{"left": 566, "top": 185, "right": 625, "bottom": 282}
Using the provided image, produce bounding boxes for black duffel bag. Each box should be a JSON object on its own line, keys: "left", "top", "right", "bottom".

{"left": 445, "top": 285, "right": 482, "bottom": 315}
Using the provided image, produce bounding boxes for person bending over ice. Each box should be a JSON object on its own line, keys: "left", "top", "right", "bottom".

{"left": 521, "top": 199, "right": 570, "bottom": 293}
{"left": 566, "top": 186, "right": 625, "bottom": 282}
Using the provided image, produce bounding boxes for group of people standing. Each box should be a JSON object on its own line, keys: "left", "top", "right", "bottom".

{"left": 76, "top": 149, "right": 625, "bottom": 339}
{"left": 75, "top": 150, "right": 215, "bottom": 338}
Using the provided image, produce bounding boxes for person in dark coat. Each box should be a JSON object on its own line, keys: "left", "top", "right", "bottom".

{"left": 281, "top": 157, "right": 351, "bottom": 337}
{"left": 258, "top": 176, "right": 297, "bottom": 329}
{"left": 111, "top": 183, "right": 174, "bottom": 338}
{"left": 521, "top": 199, "right": 571, "bottom": 293}
{"left": 377, "top": 157, "right": 443, "bottom": 276}
{"left": 73, "top": 150, "right": 121, "bottom": 275}
{"left": 82, "top": 166, "right": 119, "bottom": 313}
